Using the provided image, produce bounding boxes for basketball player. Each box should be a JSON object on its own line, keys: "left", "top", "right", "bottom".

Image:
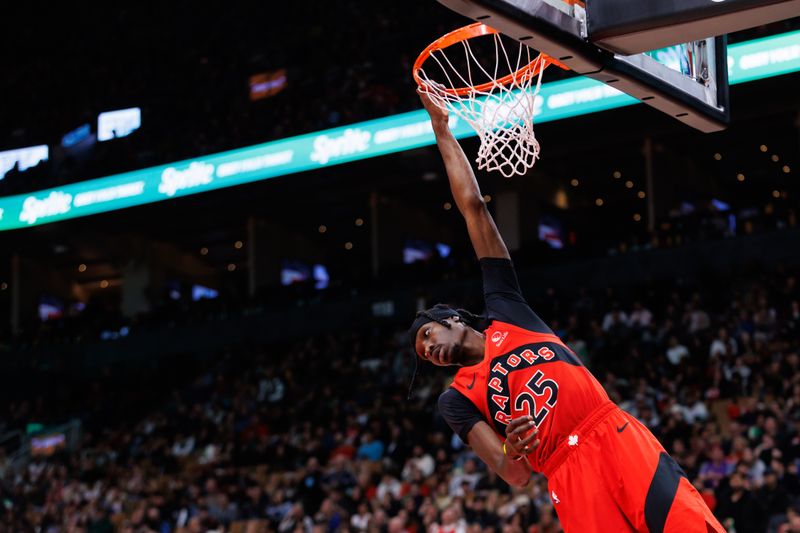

{"left": 408, "top": 90, "right": 725, "bottom": 533}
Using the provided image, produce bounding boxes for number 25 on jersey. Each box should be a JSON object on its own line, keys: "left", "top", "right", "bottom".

{"left": 514, "top": 370, "right": 559, "bottom": 426}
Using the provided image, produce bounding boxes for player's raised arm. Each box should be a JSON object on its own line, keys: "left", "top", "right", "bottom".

{"left": 419, "top": 90, "right": 509, "bottom": 261}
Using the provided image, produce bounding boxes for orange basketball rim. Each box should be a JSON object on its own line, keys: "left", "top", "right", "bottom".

{"left": 413, "top": 22, "right": 567, "bottom": 97}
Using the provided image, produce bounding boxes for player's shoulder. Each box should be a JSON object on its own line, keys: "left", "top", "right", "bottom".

{"left": 438, "top": 387, "right": 478, "bottom": 416}
{"left": 438, "top": 387, "right": 467, "bottom": 408}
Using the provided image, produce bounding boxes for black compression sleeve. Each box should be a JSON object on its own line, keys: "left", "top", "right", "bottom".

{"left": 438, "top": 388, "right": 484, "bottom": 444}
{"left": 480, "top": 258, "right": 553, "bottom": 334}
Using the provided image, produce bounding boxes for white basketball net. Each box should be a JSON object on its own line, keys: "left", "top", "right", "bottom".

{"left": 417, "top": 33, "right": 547, "bottom": 178}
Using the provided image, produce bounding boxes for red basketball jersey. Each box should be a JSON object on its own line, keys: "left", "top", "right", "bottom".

{"left": 450, "top": 319, "right": 609, "bottom": 472}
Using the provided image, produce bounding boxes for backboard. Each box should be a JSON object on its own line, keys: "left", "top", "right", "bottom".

{"left": 434, "top": 0, "right": 800, "bottom": 132}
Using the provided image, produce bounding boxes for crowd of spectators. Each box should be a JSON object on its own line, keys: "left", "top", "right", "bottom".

{"left": 2, "top": 259, "right": 800, "bottom": 532}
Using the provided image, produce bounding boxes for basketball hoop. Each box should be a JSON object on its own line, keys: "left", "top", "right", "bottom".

{"left": 414, "top": 23, "right": 566, "bottom": 177}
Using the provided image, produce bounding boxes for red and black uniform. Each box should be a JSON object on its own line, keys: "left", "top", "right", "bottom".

{"left": 438, "top": 258, "right": 724, "bottom": 533}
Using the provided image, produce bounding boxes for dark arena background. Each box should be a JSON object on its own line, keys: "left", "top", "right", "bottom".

{"left": 1, "top": 3, "right": 800, "bottom": 532}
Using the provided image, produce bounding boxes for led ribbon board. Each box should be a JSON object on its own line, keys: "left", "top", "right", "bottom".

{"left": 0, "top": 30, "right": 798, "bottom": 231}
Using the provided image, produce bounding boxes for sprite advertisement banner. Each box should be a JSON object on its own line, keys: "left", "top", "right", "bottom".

{"left": 0, "top": 30, "right": 798, "bottom": 231}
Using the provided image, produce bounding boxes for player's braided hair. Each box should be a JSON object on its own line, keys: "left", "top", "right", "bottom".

{"left": 413, "top": 304, "right": 456, "bottom": 329}
{"left": 451, "top": 307, "right": 489, "bottom": 332}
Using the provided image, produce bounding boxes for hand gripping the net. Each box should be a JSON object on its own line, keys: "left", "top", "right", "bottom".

{"left": 414, "top": 23, "right": 565, "bottom": 178}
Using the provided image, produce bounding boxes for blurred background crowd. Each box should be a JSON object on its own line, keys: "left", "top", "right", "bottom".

{"left": 3, "top": 260, "right": 800, "bottom": 532}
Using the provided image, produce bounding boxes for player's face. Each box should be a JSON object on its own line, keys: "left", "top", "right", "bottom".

{"left": 415, "top": 316, "right": 471, "bottom": 366}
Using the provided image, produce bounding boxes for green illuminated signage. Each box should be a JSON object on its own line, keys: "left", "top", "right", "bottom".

{"left": 1, "top": 30, "right": 798, "bottom": 231}
{"left": 727, "top": 30, "right": 800, "bottom": 82}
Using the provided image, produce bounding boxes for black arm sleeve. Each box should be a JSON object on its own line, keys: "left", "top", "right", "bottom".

{"left": 480, "top": 257, "right": 553, "bottom": 334}
{"left": 438, "top": 389, "right": 484, "bottom": 444}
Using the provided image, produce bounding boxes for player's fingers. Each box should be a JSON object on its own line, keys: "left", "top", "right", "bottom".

{"left": 510, "top": 424, "right": 536, "bottom": 440}
{"left": 515, "top": 434, "right": 539, "bottom": 453}
{"left": 515, "top": 436, "right": 540, "bottom": 453}
{"left": 517, "top": 428, "right": 539, "bottom": 446}
{"left": 506, "top": 418, "right": 535, "bottom": 437}
{"left": 506, "top": 415, "right": 533, "bottom": 431}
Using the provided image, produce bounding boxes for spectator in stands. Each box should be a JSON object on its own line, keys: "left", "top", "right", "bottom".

{"left": 430, "top": 505, "right": 467, "bottom": 533}
{"left": 628, "top": 301, "right": 653, "bottom": 329}
{"left": 710, "top": 327, "right": 738, "bottom": 358}
{"left": 602, "top": 303, "right": 629, "bottom": 333}
{"left": 356, "top": 431, "right": 385, "bottom": 462}
{"left": 666, "top": 335, "right": 690, "bottom": 365}
{"left": 714, "top": 470, "right": 763, "bottom": 532}
{"left": 700, "top": 445, "right": 736, "bottom": 489}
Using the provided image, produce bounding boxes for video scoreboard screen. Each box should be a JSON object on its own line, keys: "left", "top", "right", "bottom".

{"left": 587, "top": 0, "right": 800, "bottom": 53}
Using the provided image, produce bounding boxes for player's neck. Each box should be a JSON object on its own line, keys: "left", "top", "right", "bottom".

{"left": 459, "top": 330, "right": 485, "bottom": 366}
